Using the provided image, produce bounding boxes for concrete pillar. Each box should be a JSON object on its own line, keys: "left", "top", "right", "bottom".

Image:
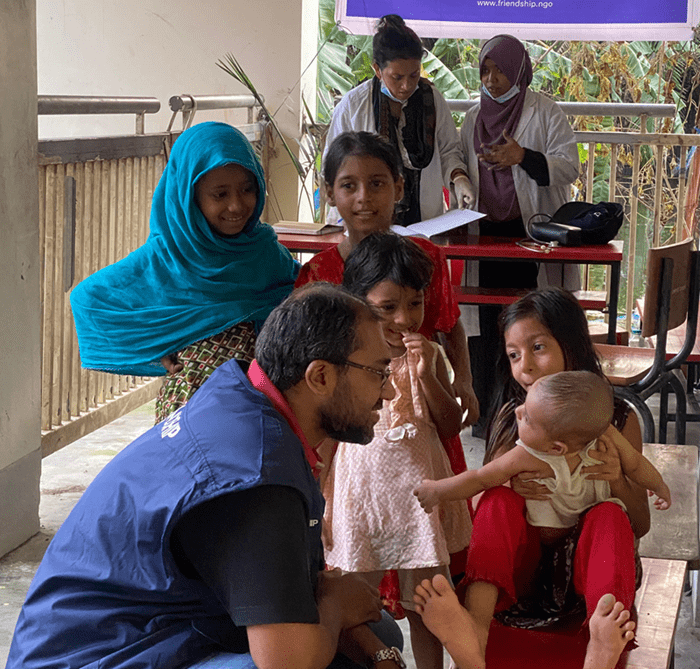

{"left": 296, "top": 0, "right": 320, "bottom": 223}
{"left": 0, "top": 1, "right": 41, "bottom": 555}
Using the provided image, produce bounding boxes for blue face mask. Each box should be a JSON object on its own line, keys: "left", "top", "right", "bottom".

{"left": 482, "top": 83, "right": 521, "bottom": 104}
{"left": 380, "top": 81, "right": 410, "bottom": 105}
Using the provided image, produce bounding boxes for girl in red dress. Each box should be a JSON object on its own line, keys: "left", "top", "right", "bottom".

{"left": 296, "top": 131, "right": 478, "bottom": 432}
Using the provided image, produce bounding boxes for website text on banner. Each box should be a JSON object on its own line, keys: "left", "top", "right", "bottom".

{"left": 336, "top": 0, "right": 698, "bottom": 41}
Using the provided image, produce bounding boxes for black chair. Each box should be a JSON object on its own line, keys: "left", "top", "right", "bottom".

{"left": 596, "top": 239, "right": 699, "bottom": 443}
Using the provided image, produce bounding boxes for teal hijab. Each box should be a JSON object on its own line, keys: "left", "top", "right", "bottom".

{"left": 70, "top": 122, "right": 299, "bottom": 376}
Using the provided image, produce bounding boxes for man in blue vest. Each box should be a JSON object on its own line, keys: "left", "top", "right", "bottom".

{"left": 7, "top": 283, "right": 407, "bottom": 669}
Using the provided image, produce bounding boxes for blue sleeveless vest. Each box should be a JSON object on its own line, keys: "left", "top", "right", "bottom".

{"left": 7, "top": 360, "right": 325, "bottom": 669}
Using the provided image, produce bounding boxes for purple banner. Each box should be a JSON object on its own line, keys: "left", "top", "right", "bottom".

{"left": 345, "top": 0, "right": 686, "bottom": 24}
{"left": 338, "top": 0, "right": 697, "bottom": 40}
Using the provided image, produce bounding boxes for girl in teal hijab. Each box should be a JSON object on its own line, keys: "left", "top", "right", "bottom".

{"left": 70, "top": 121, "right": 299, "bottom": 421}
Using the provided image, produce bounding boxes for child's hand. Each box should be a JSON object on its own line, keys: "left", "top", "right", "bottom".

{"left": 583, "top": 429, "right": 623, "bottom": 482}
{"left": 511, "top": 472, "right": 551, "bottom": 500}
{"left": 403, "top": 333, "right": 435, "bottom": 379}
{"left": 413, "top": 479, "right": 440, "bottom": 513}
{"left": 648, "top": 483, "right": 672, "bottom": 510}
{"left": 160, "top": 353, "right": 183, "bottom": 374}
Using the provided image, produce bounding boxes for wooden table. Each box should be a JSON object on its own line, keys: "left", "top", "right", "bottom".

{"left": 639, "top": 443, "right": 700, "bottom": 630}
{"left": 639, "top": 443, "right": 699, "bottom": 569}
{"left": 276, "top": 230, "right": 345, "bottom": 254}
{"left": 432, "top": 233, "right": 623, "bottom": 344}
{"left": 278, "top": 232, "right": 624, "bottom": 344}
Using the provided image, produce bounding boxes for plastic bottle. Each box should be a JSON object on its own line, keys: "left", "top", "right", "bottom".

{"left": 629, "top": 312, "right": 650, "bottom": 348}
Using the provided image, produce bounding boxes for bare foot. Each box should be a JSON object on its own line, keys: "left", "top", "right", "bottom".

{"left": 583, "top": 593, "right": 636, "bottom": 669}
{"left": 413, "top": 574, "right": 485, "bottom": 669}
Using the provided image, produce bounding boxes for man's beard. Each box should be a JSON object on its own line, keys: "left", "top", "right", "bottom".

{"left": 319, "top": 381, "right": 378, "bottom": 444}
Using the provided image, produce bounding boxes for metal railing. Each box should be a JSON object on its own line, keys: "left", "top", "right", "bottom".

{"left": 38, "top": 94, "right": 263, "bottom": 457}
{"left": 167, "top": 94, "right": 265, "bottom": 140}
{"left": 447, "top": 99, "right": 700, "bottom": 329}
{"left": 38, "top": 95, "right": 160, "bottom": 134}
{"left": 447, "top": 100, "right": 677, "bottom": 120}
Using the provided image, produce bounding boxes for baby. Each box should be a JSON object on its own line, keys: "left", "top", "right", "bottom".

{"left": 414, "top": 370, "right": 671, "bottom": 527}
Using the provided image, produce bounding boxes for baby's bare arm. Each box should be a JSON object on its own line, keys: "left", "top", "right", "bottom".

{"left": 614, "top": 439, "right": 672, "bottom": 509}
{"left": 585, "top": 422, "right": 651, "bottom": 538}
{"left": 414, "top": 446, "right": 545, "bottom": 512}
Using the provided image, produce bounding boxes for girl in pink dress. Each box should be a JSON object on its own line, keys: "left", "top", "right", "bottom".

{"left": 323, "top": 231, "right": 471, "bottom": 669}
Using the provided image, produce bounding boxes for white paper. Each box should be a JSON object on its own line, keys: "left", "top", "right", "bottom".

{"left": 391, "top": 208, "right": 485, "bottom": 238}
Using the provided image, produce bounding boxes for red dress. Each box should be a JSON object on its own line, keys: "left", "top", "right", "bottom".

{"left": 295, "top": 237, "right": 460, "bottom": 340}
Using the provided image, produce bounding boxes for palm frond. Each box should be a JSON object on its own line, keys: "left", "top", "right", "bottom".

{"left": 217, "top": 53, "right": 315, "bottom": 213}
{"left": 217, "top": 54, "right": 305, "bottom": 179}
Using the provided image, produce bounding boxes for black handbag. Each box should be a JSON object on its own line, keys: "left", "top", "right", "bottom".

{"left": 526, "top": 202, "right": 624, "bottom": 246}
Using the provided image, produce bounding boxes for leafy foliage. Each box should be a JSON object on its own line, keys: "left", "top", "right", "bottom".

{"left": 218, "top": 53, "right": 320, "bottom": 219}
{"left": 316, "top": 8, "right": 698, "bottom": 130}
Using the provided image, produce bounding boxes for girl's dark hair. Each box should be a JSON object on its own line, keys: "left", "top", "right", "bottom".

{"left": 342, "top": 232, "right": 433, "bottom": 297}
{"left": 323, "top": 131, "right": 403, "bottom": 187}
{"left": 484, "top": 287, "right": 603, "bottom": 462}
{"left": 373, "top": 14, "right": 424, "bottom": 69}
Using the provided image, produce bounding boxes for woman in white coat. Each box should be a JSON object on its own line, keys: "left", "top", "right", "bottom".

{"left": 460, "top": 34, "right": 580, "bottom": 435}
{"left": 325, "top": 14, "right": 474, "bottom": 226}
{"left": 323, "top": 14, "right": 479, "bottom": 425}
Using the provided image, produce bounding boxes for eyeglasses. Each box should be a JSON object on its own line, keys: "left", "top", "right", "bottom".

{"left": 343, "top": 360, "right": 392, "bottom": 389}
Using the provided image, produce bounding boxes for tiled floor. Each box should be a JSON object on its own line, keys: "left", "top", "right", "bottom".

{"left": 1, "top": 399, "right": 699, "bottom": 668}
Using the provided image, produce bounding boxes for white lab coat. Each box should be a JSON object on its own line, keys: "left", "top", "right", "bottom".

{"left": 459, "top": 89, "right": 581, "bottom": 334}
{"left": 324, "top": 79, "right": 467, "bottom": 222}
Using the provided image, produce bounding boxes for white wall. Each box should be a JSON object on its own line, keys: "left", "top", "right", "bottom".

{"left": 37, "top": 0, "right": 319, "bottom": 221}
{"left": 0, "top": 0, "right": 320, "bottom": 557}
{"left": 0, "top": 2, "right": 41, "bottom": 556}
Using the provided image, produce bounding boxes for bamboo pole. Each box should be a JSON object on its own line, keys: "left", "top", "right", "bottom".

{"left": 652, "top": 144, "right": 663, "bottom": 247}
{"left": 677, "top": 146, "right": 688, "bottom": 242}
{"left": 41, "top": 166, "right": 56, "bottom": 430}
{"left": 50, "top": 163, "right": 66, "bottom": 428}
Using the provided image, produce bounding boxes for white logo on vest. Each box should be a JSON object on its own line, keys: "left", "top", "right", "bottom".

{"left": 161, "top": 410, "right": 182, "bottom": 439}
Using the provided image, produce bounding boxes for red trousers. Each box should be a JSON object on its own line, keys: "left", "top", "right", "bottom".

{"left": 464, "top": 486, "right": 636, "bottom": 618}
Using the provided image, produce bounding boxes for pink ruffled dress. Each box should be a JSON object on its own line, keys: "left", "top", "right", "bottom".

{"left": 323, "top": 346, "right": 471, "bottom": 609}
